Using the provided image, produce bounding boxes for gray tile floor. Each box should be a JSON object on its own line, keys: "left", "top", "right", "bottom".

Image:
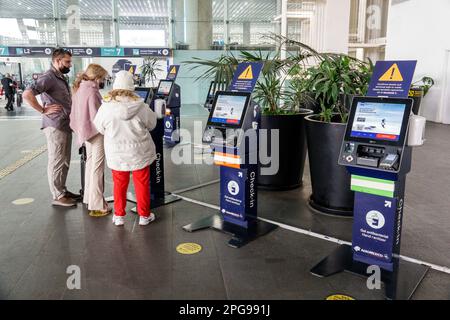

{"left": 0, "top": 102, "right": 449, "bottom": 300}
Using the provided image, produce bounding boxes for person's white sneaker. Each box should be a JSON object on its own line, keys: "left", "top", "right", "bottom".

{"left": 139, "top": 213, "right": 156, "bottom": 226}
{"left": 112, "top": 215, "right": 125, "bottom": 226}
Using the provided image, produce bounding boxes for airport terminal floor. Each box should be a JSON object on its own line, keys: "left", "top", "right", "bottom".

{"left": 0, "top": 100, "right": 449, "bottom": 300}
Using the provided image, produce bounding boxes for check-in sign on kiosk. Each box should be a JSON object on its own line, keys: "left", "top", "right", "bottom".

{"left": 183, "top": 62, "right": 277, "bottom": 248}
{"left": 311, "top": 61, "right": 429, "bottom": 300}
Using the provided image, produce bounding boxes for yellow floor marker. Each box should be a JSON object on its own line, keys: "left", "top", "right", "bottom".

{"left": 326, "top": 294, "right": 356, "bottom": 300}
{"left": 12, "top": 198, "right": 35, "bottom": 205}
{"left": 379, "top": 63, "right": 404, "bottom": 82}
{"left": 176, "top": 243, "right": 202, "bottom": 255}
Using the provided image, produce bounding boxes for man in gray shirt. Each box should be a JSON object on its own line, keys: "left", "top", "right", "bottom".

{"left": 23, "top": 48, "right": 80, "bottom": 207}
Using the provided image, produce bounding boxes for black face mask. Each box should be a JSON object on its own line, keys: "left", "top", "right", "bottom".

{"left": 59, "top": 66, "right": 71, "bottom": 74}
{"left": 99, "top": 82, "right": 105, "bottom": 89}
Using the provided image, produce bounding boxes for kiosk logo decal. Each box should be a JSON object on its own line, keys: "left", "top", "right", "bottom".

{"left": 227, "top": 180, "right": 240, "bottom": 196}
{"left": 366, "top": 210, "right": 385, "bottom": 229}
{"left": 238, "top": 65, "right": 253, "bottom": 80}
{"left": 379, "top": 63, "right": 403, "bottom": 82}
{"left": 165, "top": 121, "right": 172, "bottom": 129}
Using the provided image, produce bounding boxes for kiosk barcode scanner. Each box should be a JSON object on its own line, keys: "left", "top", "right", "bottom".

{"left": 182, "top": 89, "right": 278, "bottom": 248}
{"left": 310, "top": 96, "right": 429, "bottom": 299}
{"left": 105, "top": 86, "right": 181, "bottom": 210}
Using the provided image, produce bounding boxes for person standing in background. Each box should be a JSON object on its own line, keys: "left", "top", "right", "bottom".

{"left": 1, "top": 73, "right": 14, "bottom": 111}
{"left": 23, "top": 48, "right": 81, "bottom": 207}
{"left": 70, "top": 64, "right": 111, "bottom": 217}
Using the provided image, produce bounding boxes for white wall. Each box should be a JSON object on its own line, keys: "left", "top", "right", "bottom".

{"left": 386, "top": 0, "right": 450, "bottom": 123}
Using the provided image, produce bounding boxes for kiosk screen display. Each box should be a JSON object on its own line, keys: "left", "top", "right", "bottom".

{"left": 350, "top": 101, "right": 406, "bottom": 142}
{"left": 135, "top": 88, "right": 150, "bottom": 101}
{"left": 157, "top": 80, "right": 173, "bottom": 96}
{"left": 210, "top": 94, "right": 248, "bottom": 126}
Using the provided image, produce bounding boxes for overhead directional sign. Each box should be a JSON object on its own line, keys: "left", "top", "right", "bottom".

{"left": 367, "top": 60, "right": 417, "bottom": 98}
{"left": 0, "top": 46, "right": 172, "bottom": 57}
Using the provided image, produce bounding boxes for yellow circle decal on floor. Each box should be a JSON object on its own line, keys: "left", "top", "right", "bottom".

{"left": 12, "top": 198, "right": 35, "bottom": 205}
{"left": 326, "top": 294, "right": 355, "bottom": 300}
{"left": 176, "top": 243, "right": 202, "bottom": 255}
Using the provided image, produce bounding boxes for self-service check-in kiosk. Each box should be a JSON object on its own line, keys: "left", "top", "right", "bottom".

{"left": 152, "top": 79, "right": 182, "bottom": 147}
{"left": 107, "top": 86, "right": 181, "bottom": 210}
{"left": 183, "top": 89, "right": 278, "bottom": 248}
{"left": 310, "top": 95, "right": 429, "bottom": 300}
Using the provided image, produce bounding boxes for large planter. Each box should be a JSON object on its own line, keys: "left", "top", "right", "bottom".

{"left": 409, "top": 86, "right": 424, "bottom": 115}
{"left": 305, "top": 115, "right": 354, "bottom": 216}
{"left": 258, "top": 109, "right": 313, "bottom": 190}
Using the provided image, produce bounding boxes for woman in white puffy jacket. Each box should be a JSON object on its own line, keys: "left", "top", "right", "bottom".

{"left": 94, "top": 70, "right": 158, "bottom": 227}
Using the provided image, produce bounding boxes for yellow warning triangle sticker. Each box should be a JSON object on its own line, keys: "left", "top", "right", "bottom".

{"left": 170, "top": 66, "right": 177, "bottom": 74}
{"left": 379, "top": 63, "right": 404, "bottom": 82}
{"left": 128, "top": 66, "right": 134, "bottom": 74}
{"left": 238, "top": 65, "right": 253, "bottom": 80}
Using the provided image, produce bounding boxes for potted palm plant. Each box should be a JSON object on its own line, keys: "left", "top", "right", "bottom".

{"left": 140, "top": 57, "right": 163, "bottom": 88}
{"left": 184, "top": 40, "right": 317, "bottom": 189}
{"left": 302, "top": 55, "right": 373, "bottom": 216}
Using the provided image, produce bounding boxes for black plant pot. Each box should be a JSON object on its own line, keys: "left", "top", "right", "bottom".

{"left": 409, "top": 87, "right": 424, "bottom": 115}
{"left": 305, "top": 115, "right": 354, "bottom": 216}
{"left": 258, "top": 109, "right": 313, "bottom": 190}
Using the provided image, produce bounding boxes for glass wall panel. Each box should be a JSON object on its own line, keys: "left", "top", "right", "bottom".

{"left": 0, "top": 0, "right": 56, "bottom": 46}
{"left": 58, "top": 0, "right": 113, "bottom": 46}
{"left": 227, "top": 0, "right": 278, "bottom": 49}
{"left": 118, "top": 0, "right": 169, "bottom": 47}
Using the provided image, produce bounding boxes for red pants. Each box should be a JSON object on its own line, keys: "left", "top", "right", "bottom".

{"left": 112, "top": 166, "right": 150, "bottom": 217}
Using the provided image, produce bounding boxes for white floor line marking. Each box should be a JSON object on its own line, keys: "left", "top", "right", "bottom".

{"left": 175, "top": 194, "right": 450, "bottom": 275}
{"left": 171, "top": 179, "right": 220, "bottom": 194}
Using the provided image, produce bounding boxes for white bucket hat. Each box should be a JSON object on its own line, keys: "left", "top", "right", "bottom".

{"left": 113, "top": 70, "right": 135, "bottom": 91}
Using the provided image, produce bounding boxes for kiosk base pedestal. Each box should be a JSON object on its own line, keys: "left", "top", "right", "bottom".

{"left": 310, "top": 244, "right": 429, "bottom": 300}
{"left": 182, "top": 214, "right": 278, "bottom": 249}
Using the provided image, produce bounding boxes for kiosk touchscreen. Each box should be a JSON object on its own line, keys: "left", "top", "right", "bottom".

{"left": 207, "top": 92, "right": 250, "bottom": 128}
{"left": 203, "top": 91, "right": 253, "bottom": 146}
{"left": 135, "top": 87, "right": 152, "bottom": 103}
{"left": 156, "top": 80, "right": 174, "bottom": 97}
{"left": 339, "top": 96, "right": 413, "bottom": 173}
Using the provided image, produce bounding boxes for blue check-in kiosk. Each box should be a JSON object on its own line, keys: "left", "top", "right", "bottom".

{"left": 183, "top": 90, "right": 277, "bottom": 248}
{"left": 310, "top": 96, "right": 429, "bottom": 300}
{"left": 151, "top": 79, "right": 182, "bottom": 147}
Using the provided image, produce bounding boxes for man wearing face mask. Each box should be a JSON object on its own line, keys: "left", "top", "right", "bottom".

{"left": 23, "top": 48, "right": 81, "bottom": 207}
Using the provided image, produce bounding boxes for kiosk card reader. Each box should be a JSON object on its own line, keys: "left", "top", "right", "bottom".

{"left": 311, "top": 94, "right": 429, "bottom": 300}
{"left": 183, "top": 90, "right": 277, "bottom": 248}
